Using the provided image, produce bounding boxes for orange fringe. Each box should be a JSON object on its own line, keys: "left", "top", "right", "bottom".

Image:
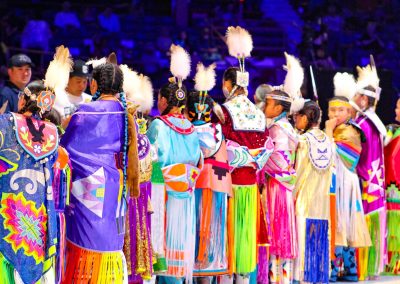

{"left": 197, "top": 188, "right": 213, "bottom": 264}
{"left": 330, "top": 194, "right": 336, "bottom": 257}
{"left": 63, "top": 241, "right": 125, "bottom": 284}
{"left": 227, "top": 196, "right": 235, "bottom": 274}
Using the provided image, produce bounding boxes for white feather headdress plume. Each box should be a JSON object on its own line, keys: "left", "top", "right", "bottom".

{"left": 356, "top": 64, "right": 381, "bottom": 100}
{"left": 170, "top": 44, "right": 191, "bottom": 86}
{"left": 282, "top": 52, "right": 305, "bottom": 113}
{"left": 44, "top": 45, "right": 73, "bottom": 93}
{"left": 194, "top": 63, "right": 216, "bottom": 92}
{"left": 86, "top": 57, "right": 107, "bottom": 68}
{"left": 120, "top": 64, "right": 154, "bottom": 113}
{"left": 333, "top": 72, "right": 357, "bottom": 101}
{"left": 226, "top": 26, "right": 253, "bottom": 59}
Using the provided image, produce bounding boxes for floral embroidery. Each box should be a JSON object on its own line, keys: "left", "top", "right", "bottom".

{"left": 0, "top": 192, "right": 47, "bottom": 264}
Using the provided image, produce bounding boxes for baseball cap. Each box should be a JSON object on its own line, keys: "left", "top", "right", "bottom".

{"left": 70, "top": 59, "right": 91, "bottom": 78}
{"left": 7, "top": 54, "right": 34, "bottom": 68}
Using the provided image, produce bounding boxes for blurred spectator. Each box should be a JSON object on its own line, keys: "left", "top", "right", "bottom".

{"left": 157, "top": 27, "right": 173, "bottom": 55}
{"left": 98, "top": 7, "right": 120, "bottom": 33}
{"left": 21, "top": 11, "right": 52, "bottom": 51}
{"left": 357, "top": 21, "right": 384, "bottom": 54}
{"left": 54, "top": 1, "right": 80, "bottom": 30}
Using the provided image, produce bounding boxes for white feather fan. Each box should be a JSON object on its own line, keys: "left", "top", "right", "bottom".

{"left": 170, "top": 44, "right": 191, "bottom": 81}
{"left": 282, "top": 52, "right": 304, "bottom": 113}
{"left": 333, "top": 72, "right": 357, "bottom": 101}
{"left": 226, "top": 26, "right": 253, "bottom": 58}
{"left": 44, "top": 45, "right": 73, "bottom": 93}
{"left": 194, "top": 63, "right": 216, "bottom": 92}
{"left": 120, "top": 64, "right": 154, "bottom": 113}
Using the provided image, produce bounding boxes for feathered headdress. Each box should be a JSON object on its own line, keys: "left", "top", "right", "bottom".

{"left": 25, "top": 45, "right": 73, "bottom": 116}
{"left": 333, "top": 72, "right": 357, "bottom": 101}
{"left": 283, "top": 52, "right": 305, "bottom": 113}
{"left": 225, "top": 26, "right": 253, "bottom": 88}
{"left": 169, "top": 44, "right": 191, "bottom": 101}
{"left": 356, "top": 62, "right": 381, "bottom": 101}
{"left": 192, "top": 62, "right": 225, "bottom": 123}
{"left": 120, "top": 64, "right": 154, "bottom": 113}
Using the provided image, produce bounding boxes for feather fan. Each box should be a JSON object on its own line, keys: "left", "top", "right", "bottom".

{"left": 356, "top": 64, "right": 380, "bottom": 90}
{"left": 86, "top": 57, "right": 107, "bottom": 68}
{"left": 282, "top": 52, "right": 304, "bottom": 113}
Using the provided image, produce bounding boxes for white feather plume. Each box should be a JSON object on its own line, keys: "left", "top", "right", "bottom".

{"left": 283, "top": 52, "right": 304, "bottom": 100}
{"left": 120, "top": 64, "right": 154, "bottom": 113}
{"left": 226, "top": 26, "right": 253, "bottom": 58}
{"left": 86, "top": 57, "right": 107, "bottom": 68}
{"left": 291, "top": 97, "right": 306, "bottom": 114}
{"left": 333, "top": 72, "right": 357, "bottom": 101}
{"left": 44, "top": 45, "right": 73, "bottom": 93}
{"left": 170, "top": 44, "right": 191, "bottom": 80}
{"left": 194, "top": 62, "right": 216, "bottom": 92}
{"left": 356, "top": 64, "right": 380, "bottom": 90}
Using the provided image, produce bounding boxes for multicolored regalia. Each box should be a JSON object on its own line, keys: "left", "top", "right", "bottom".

{"left": 293, "top": 128, "right": 334, "bottom": 283}
{"left": 193, "top": 121, "right": 233, "bottom": 277}
{"left": 147, "top": 114, "right": 202, "bottom": 281}
{"left": 124, "top": 118, "right": 153, "bottom": 283}
{"left": 385, "top": 124, "right": 400, "bottom": 273}
{"left": 355, "top": 109, "right": 387, "bottom": 279}
{"left": 262, "top": 112, "right": 298, "bottom": 284}
{"left": 61, "top": 101, "right": 129, "bottom": 283}
{"left": 0, "top": 113, "right": 59, "bottom": 284}
{"left": 330, "top": 121, "right": 371, "bottom": 282}
{"left": 216, "top": 95, "right": 272, "bottom": 277}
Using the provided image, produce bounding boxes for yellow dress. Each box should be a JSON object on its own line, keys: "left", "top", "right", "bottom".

{"left": 293, "top": 128, "right": 334, "bottom": 283}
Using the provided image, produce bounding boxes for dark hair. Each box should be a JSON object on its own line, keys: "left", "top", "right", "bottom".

{"left": 18, "top": 80, "right": 50, "bottom": 116}
{"left": 298, "top": 100, "right": 321, "bottom": 131}
{"left": 329, "top": 96, "right": 349, "bottom": 103}
{"left": 223, "top": 66, "right": 245, "bottom": 94}
{"left": 270, "top": 90, "right": 291, "bottom": 113}
{"left": 42, "top": 108, "right": 63, "bottom": 135}
{"left": 362, "top": 85, "right": 377, "bottom": 108}
{"left": 92, "top": 62, "right": 123, "bottom": 96}
{"left": 186, "top": 90, "right": 214, "bottom": 122}
{"left": 159, "top": 82, "right": 187, "bottom": 115}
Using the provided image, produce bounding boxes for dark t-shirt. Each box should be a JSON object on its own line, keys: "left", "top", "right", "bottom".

{"left": 0, "top": 81, "right": 21, "bottom": 113}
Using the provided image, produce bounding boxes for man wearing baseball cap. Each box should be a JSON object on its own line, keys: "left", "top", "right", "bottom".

{"left": 54, "top": 59, "right": 92, "bottom": 126}
{"left": 0, "top": 54, "right": 33, "bottom": 113}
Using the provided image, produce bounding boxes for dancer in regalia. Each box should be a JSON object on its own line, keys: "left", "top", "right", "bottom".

{"left": 0, "top": 46, "right": 72, "bottom": 284}
{"left": 328, "top": 73, "right": 371, "bottom": 282}
{"left": 120, "top": 64, "right": 155, "bottom": 283}
{"left": 213, "top": 26, "right": 273, "bottom": 283}
{"left": 61, "top": 53, "right": 139, "bottom": 283}
{"left": 262, "top": 52, "right": 302, "bottom": 284}
{"left": 385, "top": 97, "right": 400, "bottom": 274}
{"left": 292, "top": 100, "right": 334, "bottom": 283}
{"left": 186, "top": 63, "right": 232, "bottom": 280}
{"left": 352, "top": 63, "right": 387, "bottom": 280}
{"left": 146, "top": 44, "right": 202, "bottom": 283}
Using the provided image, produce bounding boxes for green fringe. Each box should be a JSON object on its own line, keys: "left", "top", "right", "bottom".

{"left": 234, "top": 184, "right": 257, "bottom": 274}
{"left": 151, "top": 162, "right": 164, "bottom": 184}
{"left": 387, "top": 210, "right": 400, "bottom": 252}
{"left": 367, "top": 211, "right": 380, "bottom": 276}
{"left": 0, "top": 252, "right": 15, "bottom": 284}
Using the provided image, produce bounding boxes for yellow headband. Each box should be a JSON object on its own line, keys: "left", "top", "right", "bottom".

{"left": 329, "top": 99, "right": 351, "bottom": 108}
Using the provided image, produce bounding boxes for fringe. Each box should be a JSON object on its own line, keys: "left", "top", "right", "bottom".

{"left": 234, "top": 184, "right": 257, "bottom": 274}
{"left": 56, "top": 212, "right": 66, "bottom": 284}
{"left": 227, "top": 196, "right": 235, "bottom": 275}
{"left": 303, "top": 219, "right": 329, "bottom": 283}
{"left": 0, "top": 252, "right": 15, "bottom": 284}
{"left": 386, "top": 210, "right": 400, "bottom": 274}
{"left": 257, "top": 246, "right": 269, "bottom": 284}
{"left": 63, "top": 241, "right": 125, "bottom": 284}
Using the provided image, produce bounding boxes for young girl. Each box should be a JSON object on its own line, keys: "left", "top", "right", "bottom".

{"left": 0, "top": 46, "right": 72, "bottom": 284}
{"left": 147, "top": 45, "right": 202, "bottom": 283}
{"left": 61, "top": 53, "right": 139, "bottom": 283}
{"left": 293, "top": 101, "right": 334, "bottom": 283}
{"left": 385, "top": 97, "right": 400, "bottom": 274}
